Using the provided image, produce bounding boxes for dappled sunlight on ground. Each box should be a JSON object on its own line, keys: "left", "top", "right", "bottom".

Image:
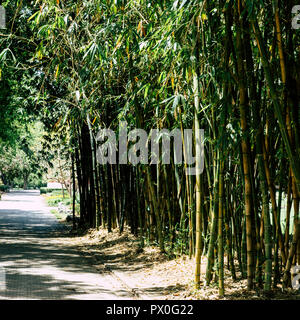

{"left": 65, "top": 227, "right": 300, "bottom": 300}
{"left": 0, "top": 191, "right": 135, "bottom": 300}
{"left": 1, "top": 191, "right": 299, "bottom": 300}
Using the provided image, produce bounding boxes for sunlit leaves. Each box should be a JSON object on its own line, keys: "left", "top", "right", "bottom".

{"left": 0, "top": 48, "right": 16, "bottom": 64}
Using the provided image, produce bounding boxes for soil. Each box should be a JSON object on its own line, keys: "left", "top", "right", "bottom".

{"left": 56, "top": 219, "right": 300, "bottom": 300}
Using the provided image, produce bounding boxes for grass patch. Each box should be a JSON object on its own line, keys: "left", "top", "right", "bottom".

{"left": 50, "top": 209, "right": 63, "bottom": 220}
{"left": 44, "top": 189, "right": 72, "bottom": 207}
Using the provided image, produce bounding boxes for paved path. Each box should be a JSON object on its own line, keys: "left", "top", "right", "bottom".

{"left": 0, "top": 190, "right": 133, "bottom": 300}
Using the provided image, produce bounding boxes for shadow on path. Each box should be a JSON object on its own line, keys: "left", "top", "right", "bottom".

{"left": 0, "top": 191, "right": 133, "bottom": 300}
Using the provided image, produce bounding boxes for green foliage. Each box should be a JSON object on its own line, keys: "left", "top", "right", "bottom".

{"left": 0, "top": 185, "right": 9, "bottom": 192}
{"left": 0, "top": 121, "right": 47, "bottom": 188}
{"left": 44, "top": 189, "right": 73, "bottom": 207}
{"left": 46, "top": 195, "right": 71, "bottom": 207}
{"left": 40, "top": 188, "right": 63, "bottom": 194}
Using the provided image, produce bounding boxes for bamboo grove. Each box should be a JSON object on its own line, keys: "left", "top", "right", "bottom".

{"left": 1, "top": 0, "right": 300, "bottom": 296}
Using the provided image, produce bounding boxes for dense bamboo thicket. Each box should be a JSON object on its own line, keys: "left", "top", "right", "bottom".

{"left": 1, "top": 0, "right": 300, "bottom": 296}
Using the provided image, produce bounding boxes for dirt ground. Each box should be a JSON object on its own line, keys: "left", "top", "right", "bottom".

{"left": 54, "top": 217, "right": 300, "bottom": 300}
